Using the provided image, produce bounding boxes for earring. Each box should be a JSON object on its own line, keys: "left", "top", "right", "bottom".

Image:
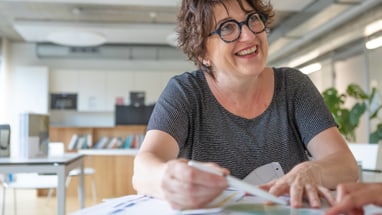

{"left": 202, "top": 60, "right": 210, "bottom": 67}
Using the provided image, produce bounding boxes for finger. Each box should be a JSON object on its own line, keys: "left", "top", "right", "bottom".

{"left": 204, "top": 162, "right": 230, "bottom": 176}
{"left": 258, "top": 180, "right": 276, "bottom": 191}
{"left": 162, "top": 161, "right": 226, "bottom": 209}
{"left": 305, "top": 184, "right": 321, "bottom": 208}
{"left": 289, "top": 182, "right": 304, "bottom": 208}
{"left": 176, "top": 162, "right": 227, "bottom": 188}
{"left": 268, "top": 182, "right": 290, "bottom": 197}
{"left": 317, "top": 186, "right": 336, "bottom": 206}
{"left": 325, "top": 204, "right": 364, "bottom": 215}
{"left": 335, "top": 183, "right": 364, "bottom": 202}
{"left": 326, "top": 191, "right": 370, "bottom": 215}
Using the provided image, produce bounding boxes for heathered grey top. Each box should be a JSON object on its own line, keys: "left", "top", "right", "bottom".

{"left": 147, "top": 67, "right": 336, "bottom": 179}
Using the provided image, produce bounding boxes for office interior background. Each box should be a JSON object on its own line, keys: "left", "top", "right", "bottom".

{"left": 0, "top": 0, "right": 381, "bottom": 155}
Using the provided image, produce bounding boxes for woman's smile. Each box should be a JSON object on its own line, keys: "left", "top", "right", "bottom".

{"left": 235, "top": 45, "right": 258, "bottom": 56}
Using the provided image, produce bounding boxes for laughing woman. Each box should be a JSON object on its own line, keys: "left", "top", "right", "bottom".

{"left": 133, "top": 0, "right": 358, "bottom": 210}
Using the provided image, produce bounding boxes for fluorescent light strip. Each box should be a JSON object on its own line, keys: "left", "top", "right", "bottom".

{"left": 366, "top": 36, "right": 382, "bottom": 50}
{"left": 299, "top": 63, "right": 322, "bottom": 74}
{"left": 288, "top": 51, "right": 320, "bottom": 68}
{"left": 364, "top": 19, "right": 382, "bottom": 36}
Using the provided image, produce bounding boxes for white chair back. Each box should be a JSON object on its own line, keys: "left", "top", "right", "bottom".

{"left": 348, "top": 142, "right": 382, "bottom": 170}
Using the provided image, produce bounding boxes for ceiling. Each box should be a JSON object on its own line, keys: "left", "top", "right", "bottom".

{"left": 0, "top": 0, "right": 381, "bottom": 66}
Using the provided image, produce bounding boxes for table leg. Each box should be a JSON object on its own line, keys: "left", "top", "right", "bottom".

{"left": 79, "top": 159, "right": 85, "bottom": 208}
{"left": 57, "top": 167, "right": 66, "bottom": 215}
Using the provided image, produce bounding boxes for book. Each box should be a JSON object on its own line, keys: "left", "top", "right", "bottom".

{"left": 86, "top": 134, "right": 93, "bottom": 148}
{"left": 107, "top": 137, "right": 122, "bottom": 149}
{"left": 68, "top": 134, "right": 79, "bottom": 150}
{"left": 123, "top": 135, "right": 133, "bottom": 149}
{"left": 94, "top": 136, "right": 109, "bottom": 149}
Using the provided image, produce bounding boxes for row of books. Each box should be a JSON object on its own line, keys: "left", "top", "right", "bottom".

{"left": 67, "top": 133, "right": 145, "bottom": 150}
{"left": 67, "top": 134, "right": 92, "bottom": 150}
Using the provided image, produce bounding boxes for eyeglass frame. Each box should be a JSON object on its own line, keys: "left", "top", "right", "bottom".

{"left": 208, "top": 12, "right": 268, "bottom": 43}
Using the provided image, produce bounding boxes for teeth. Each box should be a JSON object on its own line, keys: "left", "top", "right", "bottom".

{"left": 237, "top": 46, "right": 257, "bottom": 56}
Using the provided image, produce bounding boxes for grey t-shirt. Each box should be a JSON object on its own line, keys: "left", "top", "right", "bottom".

{"left": 147, "top": 67, "right": 336, "bottom": 179}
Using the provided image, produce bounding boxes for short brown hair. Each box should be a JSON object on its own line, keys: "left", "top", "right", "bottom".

{"left": 177, "top": 0, "right": 275, "bottom": 74}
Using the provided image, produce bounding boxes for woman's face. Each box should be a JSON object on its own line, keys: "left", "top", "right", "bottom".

{"left": 205, "top": 1, "right": 268, "bottom": 78}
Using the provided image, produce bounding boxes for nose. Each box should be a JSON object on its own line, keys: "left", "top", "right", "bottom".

{"left": 238, "top": 24, "right": 256, "bottom": 41}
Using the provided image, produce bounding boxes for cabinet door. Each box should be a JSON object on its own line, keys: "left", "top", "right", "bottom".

{"left": 105, "top": 71, "right": 134, "bottom": 111}
{"left": 78, "top": 71, "right": 106, "bottom": 111}
{"left": 49, "top": 70, "right": 79, "bottom": 93}
{"left": 132, "top": 71, "right": 163, "bottom": 104}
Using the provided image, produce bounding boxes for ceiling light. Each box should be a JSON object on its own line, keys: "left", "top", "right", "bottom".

{"left": 288, "top": 51, "right": 320, "bottom": 68}
{"left": 364, "top": 19, "right": 382, "bottom": 36}
{"left": 366, "top": 35, "right": 382, "bottom": 50}
{"left": 46, "top": 31, "right": 106, "bottom": 47}
{"left": 299, "top": 63, "right": 322, "bottom": 74}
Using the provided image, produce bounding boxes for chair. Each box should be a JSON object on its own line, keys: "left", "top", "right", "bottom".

{"left": 1, "top": 173, "right": 58, "bottom": 215}
{"left": 348, "top": 142, "right": 382, "bottom": 182}
{"left": 49, "top": 142, "right": 97, "bottom": 204}
{"left": 0, "top": 124, "right": 11, "bottom": 158}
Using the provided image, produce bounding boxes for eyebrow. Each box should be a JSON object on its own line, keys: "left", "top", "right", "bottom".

{"left": 214, "top": 10, "right": 257, "bottom": 27}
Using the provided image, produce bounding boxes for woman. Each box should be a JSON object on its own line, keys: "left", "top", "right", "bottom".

{"left": 132, "top": 0, "right": 358, "bottom": 210}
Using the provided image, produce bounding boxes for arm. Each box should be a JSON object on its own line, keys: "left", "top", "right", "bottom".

{"left": 306, "top": 127, "right": 359, "bottom": 189}
{"left": 132, "top": 130, "right": 179, "bottom": 197}
{"left": 261, "top": 127, "right": 358, "bottom": 208}
{"left": 132, "top": 130, "right": 228, "bottom": 209}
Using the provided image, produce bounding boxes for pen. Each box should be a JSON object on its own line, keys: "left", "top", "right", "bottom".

{"left": 188, "top": 160, "right": 287, "bottom": 205}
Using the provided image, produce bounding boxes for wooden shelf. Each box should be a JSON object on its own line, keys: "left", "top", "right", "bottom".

{"left": 78, "top": 149, "right": 139, "bottom": 156}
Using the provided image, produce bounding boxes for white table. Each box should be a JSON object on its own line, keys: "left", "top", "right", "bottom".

{"left": 71, "top": 194, "right": 382, "bottom": 215}
{"left": 0, "top": 153, "right": 85, "bottom": 215}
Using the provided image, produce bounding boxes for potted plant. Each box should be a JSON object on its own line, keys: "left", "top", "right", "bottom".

{"left": 322, "top": 83, "right": 382, "bottom": 143}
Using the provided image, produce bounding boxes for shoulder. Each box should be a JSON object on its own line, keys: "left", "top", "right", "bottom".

{"left": 160, "top": 69, "right": 206, "bottom": 102}
{"left": 273, "top": 67, "right": 313, "bottom": 88}
{"left": 167, "top": 70, "right": 206, "bottom": 91}
{"left": 273, "top": 67, "right": 308, "bottom": 80}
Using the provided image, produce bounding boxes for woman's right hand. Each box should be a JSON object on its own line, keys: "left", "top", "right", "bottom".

{"left": 160, "top": 159, "right": 229, "bottom": 209}
{"left": 325, "top": 182, "right": 382, "bottom": 215}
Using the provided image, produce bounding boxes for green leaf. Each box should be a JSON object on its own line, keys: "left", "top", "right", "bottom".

{"left": 349, "top": 103, "right": 366, "bottom": 126}
{"left": 347, "top": 84, "right": 368, "bottom": 100}
{"left": 369, "top": 124, "right": 382, "bottom": 144}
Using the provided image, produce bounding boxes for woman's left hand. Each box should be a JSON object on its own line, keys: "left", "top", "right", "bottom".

{"left": 259, "top": 161, "right": 335, "bottom": 208}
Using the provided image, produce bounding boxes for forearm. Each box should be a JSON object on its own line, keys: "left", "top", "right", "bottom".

{"left": 311, "top": 151, "right": 358, "bottom": 189}
{"left": 132, "top": 152, "right": 167, "bottom": 199}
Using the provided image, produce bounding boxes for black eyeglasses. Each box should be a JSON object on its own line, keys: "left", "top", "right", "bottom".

{"left": 208, "top": 12, "right": 267, "bottom": 43}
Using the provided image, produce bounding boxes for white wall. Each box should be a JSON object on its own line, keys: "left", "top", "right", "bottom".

{"left": 368, "top": 45, "right": 382, "bottom": 138}
{"left": 0, "top": 38, "right": 12, "bottom": 124}
{"left": 334, "top": 54, "right": 368, "bottom": 142}
{"left": 9, "top": 66, "right": 49, "bottom": 157}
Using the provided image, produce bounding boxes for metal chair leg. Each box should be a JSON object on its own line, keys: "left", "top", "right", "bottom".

{"left": 13, "top": 189, "right": 16, "bottom": 215}
{"left": 1, "top": 186, "right": 5, "bottom": 215}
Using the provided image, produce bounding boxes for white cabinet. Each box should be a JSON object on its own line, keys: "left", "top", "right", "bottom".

{"left": 49, "top": 70, "right": 79, "bottom": 93}
{"left": 78, "top": 71, "right": 106, "bottom": 111}
{"left": 50, "top": 69, "right": 179, "bottom": 112}
{"left": 105, "top": 71, "right": 134, "bottom": 111}
{"left": 133, "top": 71, "right": 161, "bottom": 105}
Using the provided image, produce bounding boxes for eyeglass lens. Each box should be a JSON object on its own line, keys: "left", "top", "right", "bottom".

{"left": 216, "top": 13, "right": 265, "bottom": 43}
